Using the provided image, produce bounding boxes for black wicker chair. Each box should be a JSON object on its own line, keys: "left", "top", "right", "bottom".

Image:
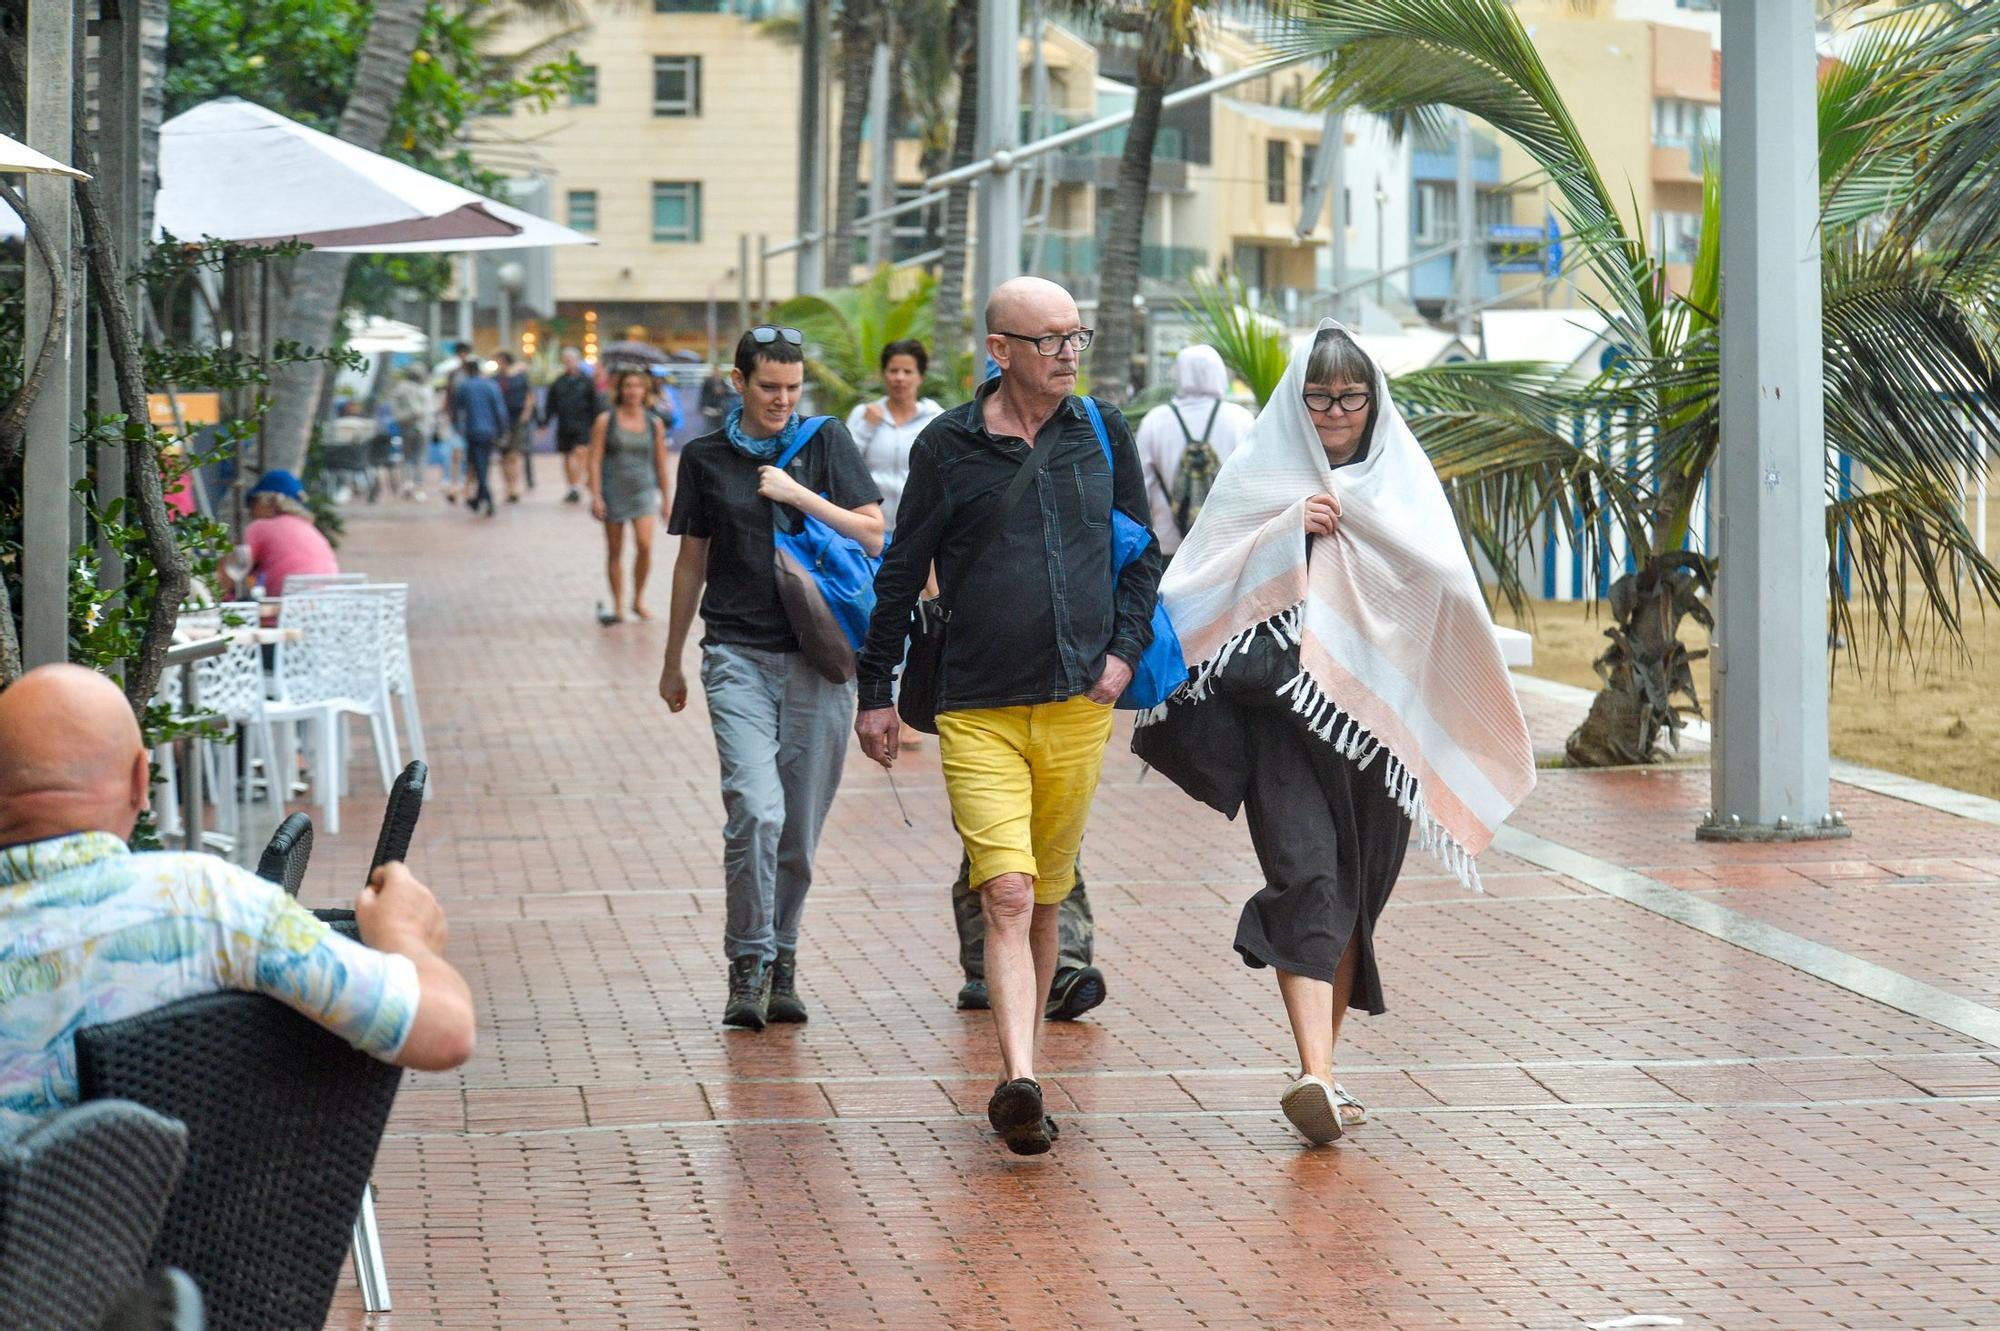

{"left": 0, "top": 1100, "right": 190, "bottom": 1331}
{"left": 73, "top": 997, "right": 403, "bottom": 1331}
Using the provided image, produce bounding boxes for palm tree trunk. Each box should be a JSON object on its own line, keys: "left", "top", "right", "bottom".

{"left": 830, "top": 0, "right": 879, "bottom": 282}
{"left": 1090, "top": 39, "right": 1174, "bottom": 405}
{"left": 258, "top": 0, "right": 427, "bottom": 477}
{"left": 930, "top": 0, "right": 980, "bottom": 368}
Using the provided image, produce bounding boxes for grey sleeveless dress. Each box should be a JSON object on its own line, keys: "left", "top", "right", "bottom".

{"left": 600, "top": 411, "right": 661, "bottom": 524}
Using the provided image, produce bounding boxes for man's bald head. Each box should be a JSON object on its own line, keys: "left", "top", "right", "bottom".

{"left": 984, "top": 277, "right": 1084, "bottom": 404}
{"left": 0, "top": 665, "right": 149, "bottom": 843}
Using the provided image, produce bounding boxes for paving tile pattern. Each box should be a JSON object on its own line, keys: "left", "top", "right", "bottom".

{"left": 293, "top": 486, "right": 2000, "bottom": 1328}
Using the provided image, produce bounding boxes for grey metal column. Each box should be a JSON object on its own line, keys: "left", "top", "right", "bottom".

{"left": 795, "top": 0, "right": 826, "bottom": 294}
{"left": 95, "top": 0, "right": 144, "bottom": 596}
{"left": 23, "top": 0, "right": 78, "bottom": 668}
{"left": 1453, "top": 111, "right": 1474, "bottom": 342}
{"left": 737, "top": 234, "right": 752, "bottom": 334}
{"left": 971, "top": 0, "right": 1021, "bottom": 351}
{"left": 865, "top": 37, "right": 894, "bottom": 270}
{"left": 1701, "top": 0, "right": 1844, "bottom": 844}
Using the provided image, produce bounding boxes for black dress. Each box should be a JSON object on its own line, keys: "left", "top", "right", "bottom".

{"left": 1133, "top": 625, "right": 1412, "bottom": 1013}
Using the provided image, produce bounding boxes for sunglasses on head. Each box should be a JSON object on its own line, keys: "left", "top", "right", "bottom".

{"left": 749, "top": 326, "right": 804, "bottom": 346}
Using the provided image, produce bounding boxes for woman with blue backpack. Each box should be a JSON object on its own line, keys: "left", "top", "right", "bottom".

{"left": 660, "top": 326, "right": 884, "bottom": 1032}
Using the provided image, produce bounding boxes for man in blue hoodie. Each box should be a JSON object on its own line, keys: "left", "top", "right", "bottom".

{"left": 451, "top": 358, "right": 510, "bottom": 516}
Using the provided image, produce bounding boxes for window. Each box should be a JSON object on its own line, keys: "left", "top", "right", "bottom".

{"left": 567, "top": 190, "right": 598, "bottom": 233}
{"left": 1413, "top": 182, "right": 1454, "bottom": 243}
{"left": 571, "top": 64, "right": 597, "bottom": 106}
{"left": 1652, "top": 97, "right": 1719, "bottom": 149}
{"left": 653, "top": 56, "right": 701, "bottom": 117}
{"left": 652, "top": 181, "right": 702, "bottom": 243}
{"left": 1265, "top": 140, "right": 1287, "bottom": 205}
{"left": 1653, "top": 209, "right": 1702, "bottom": 263}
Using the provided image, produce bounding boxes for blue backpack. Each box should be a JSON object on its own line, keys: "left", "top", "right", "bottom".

{"left": 771, "top": 417, "right": 882, "bottom": 684}
{"left": 1077, "top": 397, "right": 1188, "bottom": 711}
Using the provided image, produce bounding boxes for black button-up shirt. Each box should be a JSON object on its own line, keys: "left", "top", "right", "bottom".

{"left": 857, "top": 378, "right": 1163, "bottom": 713}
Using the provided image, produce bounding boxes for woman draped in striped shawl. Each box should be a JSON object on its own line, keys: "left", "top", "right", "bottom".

{"left": 1135, "top": 323, "right": 1535, "bottom": 1145}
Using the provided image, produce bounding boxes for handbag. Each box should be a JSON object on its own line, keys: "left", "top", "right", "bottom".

{"left": 770, "top": 417, "right": 881, "bottom": 684}
{"left": 1076, "top": 397, "right": 1188, "bottom": 710}
{"left": 898, "top": 436, "right": 1057, "bottom": 734}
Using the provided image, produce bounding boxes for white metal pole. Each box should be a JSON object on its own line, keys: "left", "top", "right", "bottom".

{"left": 1454, "top": 112, "right": 1475, "bottom": 343}
{"left": 1329, "top": 113, "right": 1347, "bottom": 323}
{"left": 971, "top": 0, "right": 1022, "bottom": 353}
{"left": 22, "top": 0, "right": 77, "bottom": 668}
{"left": 1704, "top": 0, "right": 1841, "bottom": 843}
{"left": 796, "top": 0, "right": 826, "bottom": 294}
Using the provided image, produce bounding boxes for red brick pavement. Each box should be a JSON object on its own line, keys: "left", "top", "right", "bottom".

{"left": 295, "top": 483, "right": 2000, "bottom": 1329}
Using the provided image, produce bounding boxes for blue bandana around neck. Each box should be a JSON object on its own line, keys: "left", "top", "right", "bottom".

{"left": 724, "top": 405, "right": 798, "bottom": 461}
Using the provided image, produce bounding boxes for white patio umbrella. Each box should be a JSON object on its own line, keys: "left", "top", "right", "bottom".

{"left": 155, "top": 98, "right": 520, "bottom": 247}
{"left": 0, "top": 129, "right": 88, "bottom": 179}
{"left": 314, "top": 197, "right": 596, "bottom": 254}
{"left": 344, "top": 314, "right": 431, "bottom": 354}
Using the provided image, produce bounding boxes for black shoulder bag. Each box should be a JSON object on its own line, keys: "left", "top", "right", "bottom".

{"left": 897, "top": 441, "right": 1058, "bottom": 733}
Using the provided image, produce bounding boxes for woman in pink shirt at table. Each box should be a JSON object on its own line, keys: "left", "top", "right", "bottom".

{"left": 225, "top": 469, "right": 337, "bottom": 619}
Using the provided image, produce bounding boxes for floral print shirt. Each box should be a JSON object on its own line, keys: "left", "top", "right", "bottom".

{"left": 0, "top": 832, "right": 419, "bottom": 1138}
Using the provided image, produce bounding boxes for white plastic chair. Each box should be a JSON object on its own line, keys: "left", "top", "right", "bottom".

{"left": 268, "top": 590, "right": 392, "bottom": 834}
{"left": 326, "top": 583, "right": 427, "bottom": 787}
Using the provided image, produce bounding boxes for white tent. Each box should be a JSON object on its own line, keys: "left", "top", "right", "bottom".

{"left": 155, "top": 98, "right": 519, "bottom": 247}
{"left": 0, "top": 130, "right": 87, "bottom": 179}
{"left": 1480, "top": 309, "right": 1614, "bottom": 380}
{"left": 344, "top": 314, "right": 430, "bottom": 354}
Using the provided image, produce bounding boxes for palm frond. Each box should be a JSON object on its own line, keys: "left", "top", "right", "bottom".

{"left": 1177, "top": 275, "right": 1288, "bottom": 408}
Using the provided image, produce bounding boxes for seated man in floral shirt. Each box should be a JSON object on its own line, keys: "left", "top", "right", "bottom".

{"left": 0, "top": 664, "right": 476, "bottom": 1138}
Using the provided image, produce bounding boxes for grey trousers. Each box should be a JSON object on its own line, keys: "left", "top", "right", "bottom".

{"left": 700, "top": 643, "right": 856, "bottom": 964}
{"left": 952, "top": 853, "right": 1094, "bottom": 981}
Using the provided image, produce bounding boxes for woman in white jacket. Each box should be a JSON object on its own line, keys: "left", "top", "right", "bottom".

{"left": 844, "top": 338, "right": 942, "bottom": 536}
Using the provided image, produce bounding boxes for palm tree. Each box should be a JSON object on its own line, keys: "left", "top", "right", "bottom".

{"left": 1277, "top": 0, "right": 2000, "bottom": 764}
{"left": 928, "top": 0, "right": 983, "bottom": 367}
{"left": 767, "top": 266, "right": 958, "bottom": 420}
{"left": 1088, "top": 0, "right": 1211, "bottom": 404}
{"left": 829, "top": 0, "right": 885, "bottom": 280}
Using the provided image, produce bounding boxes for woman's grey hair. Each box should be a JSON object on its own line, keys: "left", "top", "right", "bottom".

{"left": 1306, "top": 328, "right": 1377, "bottom": 390}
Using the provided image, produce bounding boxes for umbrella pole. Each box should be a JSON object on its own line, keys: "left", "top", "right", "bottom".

{"left": 257, "top": 257, "right": 270, "bottom": 481}
{"left": 227, "top": 252, "right": 247, "bottom": 540}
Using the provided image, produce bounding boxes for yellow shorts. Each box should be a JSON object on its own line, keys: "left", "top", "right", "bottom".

{"left": 936, "top": 695, "right": 1116, "bottom": 905}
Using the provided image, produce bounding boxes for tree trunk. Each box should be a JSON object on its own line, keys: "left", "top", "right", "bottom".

{"left": 257, "top": 0, "right": 427, "bottom": 477}
{"left": 68, "top": 137, "right": 192, "bottom": 718}
{"left": 830, "top": 0, "right": 878, "bottom": 282}
{"left": 1090, "top": 37, "right": 1174, "bottom": 405}
{"left": 930, "top": 0, "right": 980, "bottom": 369}
{"left": 1563, "top": 555, "right": 1712, "bottom": 767}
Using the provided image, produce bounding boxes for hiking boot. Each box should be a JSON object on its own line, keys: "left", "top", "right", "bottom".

{"left": 722, "top": 955, "right": 771, "bottom": 1031}
{"left": 1045, "top": 965, "right": 1106, "bottom": 1021}
{"left": 956, "top": 978, "right": 989, "bottom": 1011}
{"left": 767, "top": 949, "right": 808, "bottom": 1024}
{"left": 986, "top": 1078, "right": 1052, "bottom": 1156}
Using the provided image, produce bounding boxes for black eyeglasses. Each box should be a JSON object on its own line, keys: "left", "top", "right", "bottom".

{"left": 1303, "top": 388, "right": 1373, "bottom": 414}
{"left": 749, "top": 325, "right": 804, "bottom": 346}
{"left": 994, "top": 328, "right": 1094, "bottom": 356}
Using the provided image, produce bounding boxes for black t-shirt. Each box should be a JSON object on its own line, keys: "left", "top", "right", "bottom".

{"left": 668, "top": 420, "right": 881, "bottom": 651}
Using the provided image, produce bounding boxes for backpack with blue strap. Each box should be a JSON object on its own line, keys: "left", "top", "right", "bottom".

{"left": 1077, "top": 397, "right": 1187, "bottom": 711}
{"left": 770, "top": 416, "right": 882, "bottom": 685}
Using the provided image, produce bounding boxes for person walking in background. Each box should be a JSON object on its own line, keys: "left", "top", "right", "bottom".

{"left": 651, "top": 369, "right": 686, "bottom": 446}
{"left": 1134, "top": 324, "right": 1534, "bottom": 1146}
{"left": 587, "top": 369, "right": 671, "bottom": 626}
{"left": 659, "top": 326, "right": 883, "bottom": 1032}
{"left": 844, "top": 339, "right": 943, "bottom": 535}
{"left": 855, "top": 277, "right": 1163, "bottom": 1156}
{"left": 434, "top": 342, "right": 475, "bottom": 504}
{"left": 1135, "top": 344, "right": 1254, "bottom": 560}
{"left": 699, "top": 364, "right": 739, "bottom": 433}
{"left": 388, "top": 366, "right": 435, "bottom": 500}
{"left": 452, "top": 357, "right": 509, "bottom": 517}
{"left": 545, "top": 347, "right": 601, "bottom": 504}
{"left": 495, "top": 351, "right": 535, "bottom": 505}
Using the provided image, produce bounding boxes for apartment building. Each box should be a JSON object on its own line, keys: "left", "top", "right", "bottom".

{"left": 470, "top": 1, "right": 811, "bottom": 354}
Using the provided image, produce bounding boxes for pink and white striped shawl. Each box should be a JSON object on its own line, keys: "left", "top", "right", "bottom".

{"left": 1146, "top": 321, "right": 1535, "bottom": 890}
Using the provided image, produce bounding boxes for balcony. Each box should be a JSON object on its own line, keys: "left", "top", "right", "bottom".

{"left": 1650, "top": 140, "right": 1711, "bottom": 184}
